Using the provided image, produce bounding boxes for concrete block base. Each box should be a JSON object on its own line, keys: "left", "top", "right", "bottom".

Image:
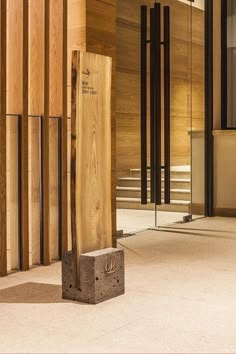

{"left": 62, "top": 248, "right": 125, "bottom": 304}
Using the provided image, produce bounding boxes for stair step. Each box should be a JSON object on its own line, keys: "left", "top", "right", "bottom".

{"left": 116, "top": 187, "right": 191, "bottom": 200}
{"left": 130, "top": 167, "right": 190, "bottom": 179}
{"left": 118, "top": 177, "right": 191, "bottom": 189}
{"left": 116, "top": 197, "right": 190, "bottom": 213}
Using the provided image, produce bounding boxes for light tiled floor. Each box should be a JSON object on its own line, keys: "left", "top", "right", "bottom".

{"left": 1, "top": 217, "right": 236, "bottom": 353}
{"left": 117, "top": 209, "right": 187, "bottom": 233}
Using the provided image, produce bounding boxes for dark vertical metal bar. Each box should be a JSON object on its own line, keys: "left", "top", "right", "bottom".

{"left": 141, "top": 5, "right": 147, "bottom": 204}
{"left": 205, "top": 0, "right": 213, "bottom": 216}
{"left": 58, "top": 118, "right": 62, "bottom": 259}
{"left": 221, "top": 0, "right": 227, "bottom": 129}
{"left": 18, "top": 115, "right": 22, "bottom": 270}
{"left": 154, "top": 2, "right": 162, "bottom": 205}
{"left": 150, "top": 8, "right": 155, "bottom": 203}
{"left": 164, "top": 6, "right": 170, "bottom": 204}
{"left": 39, "top": 116, "right": 43, "bottom": 264}
{"left": 21, "top": 0, "right": 29, "bottom": 271}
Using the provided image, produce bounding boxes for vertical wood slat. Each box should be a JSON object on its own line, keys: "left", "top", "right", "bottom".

{"left": 20, "top": 0, "right": 29, "bottom": 271}
{"left": 61, "top": 0, "right": 68, "bottom": 256}
{"left": 42, "top": 0, "right": 50, "bottom": 265}
{"left": 86, "top": 0, "right": 116, "bottom": 247}
{"left": 0, "top": 0, "right": 7, "bottom": 276}
{"left": 28, "top": 0, "right": 44, "bottom": 266}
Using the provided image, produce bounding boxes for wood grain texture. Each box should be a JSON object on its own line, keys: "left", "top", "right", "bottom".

{"left": 67, "top": 0, "right": 86, "bottom": 117}
{"left": 0, "top": 0, "right": 7, "bottom": 276}
{"left": 29, "top": 0, "right": 44, "bottom": 115}
{"left": 6, "top": 0, "right": 29, "bottom": 271}
{"left": 6, "top": 0, "right": 22, "bottom": 272}
{"left": 49, "top": 0, "right": 63, "bottom": 261}
{"left": 28, "top": 117, "right": 41, "bottom": 265}
{"left": 50, "top": 0, "right": 63, "bottom": 117}
{"left": 86, "top": 0, "right": 116, "bottom": 247}
{"left": 28, "top": 0, "right": 44, "bottom": 265}
{"left": 49, "top": 118, "right": 59, "bottom": 260}
{"left": 71, "top": 51, "right": 112, "bottom": 285}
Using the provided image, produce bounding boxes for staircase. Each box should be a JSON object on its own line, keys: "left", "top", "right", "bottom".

{"left": 116, "top": 166, "right": 191, "bottom": 213}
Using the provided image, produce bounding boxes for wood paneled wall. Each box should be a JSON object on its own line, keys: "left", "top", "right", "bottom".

{"left": 0, "top": 0, "right": 116, "bottom": 275}
{"left": 0, "top": 0, "right": 69, "bottom": 275}
{"left": 0, "top": 0, "right": 7, "bottom": 276}
{"left": 116, "top": 0, "right": 205, "bottom": 178}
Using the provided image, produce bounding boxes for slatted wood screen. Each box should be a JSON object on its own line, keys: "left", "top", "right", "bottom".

{"left": 0, "top": 0, "right": 116, "bottom": 276}
{"left": 0, "top": 0, "right": 69, "bottom": 275}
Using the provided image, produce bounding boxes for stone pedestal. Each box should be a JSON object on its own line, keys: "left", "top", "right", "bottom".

{"left": 62, "top": 248, "right": 125, "bottom": 304}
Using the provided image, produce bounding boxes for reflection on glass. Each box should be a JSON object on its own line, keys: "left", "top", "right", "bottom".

{"left": 227, "top": 0, "right": 236, "bottom": 127}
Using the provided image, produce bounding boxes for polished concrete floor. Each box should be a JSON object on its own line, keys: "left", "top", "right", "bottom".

{"left": 117, "top": 209, "right": 187, "bottom": 233}
{"left": 1, "top": 217, "right": 236, "bottom": 353}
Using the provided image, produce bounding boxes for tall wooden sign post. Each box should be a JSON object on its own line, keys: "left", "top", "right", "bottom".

{"left": 62, "top": 51, "right": 124, "bottom": 304}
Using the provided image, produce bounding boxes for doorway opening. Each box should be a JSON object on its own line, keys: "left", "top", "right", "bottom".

{"left": 116, "top": 0, "right": 205, "bottom": 235}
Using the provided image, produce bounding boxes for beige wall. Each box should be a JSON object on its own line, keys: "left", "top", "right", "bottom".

{"left": 214, "top": 132, "right": 236, "bottom": 216}
{"left": 178, "top": 0, "right": 204, "bottom": 10}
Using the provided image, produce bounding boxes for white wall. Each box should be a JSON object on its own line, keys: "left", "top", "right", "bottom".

{"left": 177, "top": 0, "right": 204, "bottom": 10}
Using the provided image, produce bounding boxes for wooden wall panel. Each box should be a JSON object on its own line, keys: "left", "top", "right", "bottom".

{"left": 49, "top": 118, "right": 59, "bottom": 260}
{"left": 6, "top": 0, "right": 21, "bottom": 271}
{"left": 7, "top": 0, "right": 29, "bottom": 270}
{"left": 29, "top": 0, "right": 44, "bottom": 114}
{"left": 0, "top": 0, "right": 7, "bottom": 276}
{"left": 6, "top": 117, "right": 19, "bottom": 270}
{"left": 86, "top": 0, "right": 116, "bottom": 246}
{"left": 67, "top": 0, "right": 86, "bottom": 117}
{"left": 28, "top": 117, "right": 41, "bottom": 265}
{"left": 49, "top": 0, "right": 64, "bottom": 260}
{"left": 28, "top": 0, "right": 44, "bottom": 265}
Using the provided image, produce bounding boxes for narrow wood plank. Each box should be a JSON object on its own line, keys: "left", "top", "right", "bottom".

{"left": 49, "top": 0, "right": 63, "bottom": 260}
{"left": 28, "top": 0, "right": 44, "bottom": 265}
{"left": 71, "top": 51, "right": 112, "bottom": 285}
{"left": 20, "top": 0, "right": 29, "bottom": 271}
{"left": 86, "top": 0, "right": 116, "bottom": 247}
{"left": 43, "top": 0, "right": 51, "bottom": 265}
{"left": 7, "top": 0, "right": 23, "bottom": 271}
{"left": 61, "top": 0, "right": 68, "bottom": 256}
{"left": 0, "top": 0, "right": 7, "bottom": 276}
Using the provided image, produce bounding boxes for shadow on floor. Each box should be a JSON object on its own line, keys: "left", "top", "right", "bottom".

{"left": 0, "top": 282, "right": 69, "bottom": 304}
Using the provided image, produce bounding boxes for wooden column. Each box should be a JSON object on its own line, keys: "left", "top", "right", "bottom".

{"left": 43, "top": 0, "right": 50, "bottom": 265}
{"left": 86, "top": 0, "right": 116, "bottom": 247}
{"left": 61, "top": 0, "right": 68, "bottom": 255}
{"left": 20, "top": 0, "right": 29, "bottom": 271}
{"left": 28, "top": 0, "right": 44, "bottom": 265}
{"left": 0, "top": 0, "right": 7, "bottom": 276}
